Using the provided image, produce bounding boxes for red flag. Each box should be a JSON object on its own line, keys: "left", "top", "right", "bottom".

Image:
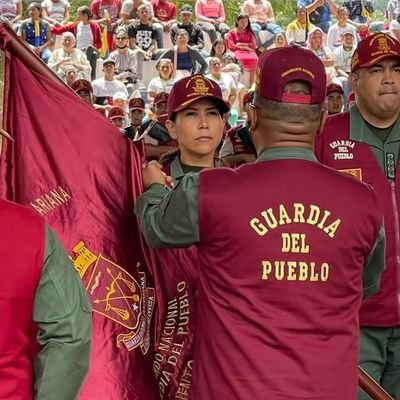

{"left": 150, "top": 248, "right": 198, "bottom": 400}
{"left": 0, "top": 23, "right": 156, "bottom": 400}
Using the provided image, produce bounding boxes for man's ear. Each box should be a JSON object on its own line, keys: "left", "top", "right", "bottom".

{"left": 165, "top": 119, "right": 177, "bottom": 139}
{"left": 317, "top": 108, "right": 328, "bottom": 134}
{"left": 348, "top": 72, "right": 358, "bottom": 93}
{"left": 248, "top": 105, "right": 258, "bottom": 132}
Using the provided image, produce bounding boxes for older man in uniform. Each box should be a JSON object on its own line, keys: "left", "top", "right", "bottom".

{"left": 0, "top": 199, "right": 91, "bottom": 399}
{"left": 316, "top": 32, "right": 400, "bottom": 400}
{"left": 134, "top": 46, "right": 385, "bottom": 399}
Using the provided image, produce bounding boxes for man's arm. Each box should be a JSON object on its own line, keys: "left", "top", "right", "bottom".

{"left": 33, "top": 226, "right": 92, "bottom": 400}
{"left": 134, "top": 162, "right": 200, "bottom": 248}
{"left": 298, "top": 0, "right": 324, "bottom": 14}
{"left": 363, "top": 224, "right": 386, "bottom": 299}
{"left": 327, "top": 0, "right": 338, "bottom": 17}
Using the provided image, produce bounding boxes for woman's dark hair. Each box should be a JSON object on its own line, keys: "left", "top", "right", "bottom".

{"left": 78, "top": 6, "right": 93, "bottom": 19}
{"left": 235, "top": 13, "right": 252, "bottom": 33}
{"left": 29, "top": 2, "right": 42, "bottom": 12}
{"left": 210, "top": 38, "right": 226, "bottom": 57}
{"left": 177, "top": 28, "right": 189, "bottom": 38}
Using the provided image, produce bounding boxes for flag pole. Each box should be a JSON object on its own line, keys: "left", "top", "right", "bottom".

{"left": 358, "top": 366, "right": 394, "bottom": 400}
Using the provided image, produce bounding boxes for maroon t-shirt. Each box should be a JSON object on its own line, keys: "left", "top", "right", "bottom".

{"left": 194, "top": 158, "right": 382, "bottom": 399}
{"left": 152, "top": 0, "right": 177, "bottom": 22}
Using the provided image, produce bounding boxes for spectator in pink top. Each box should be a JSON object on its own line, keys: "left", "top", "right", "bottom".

{"left": 225, "top": 13, "right": 258, "bottom": 87}
{"left": 241, "top": 0, "right": 281, "bottom": 51}
{"left": 195, "top": 0, "right": 229, "bottom": 45}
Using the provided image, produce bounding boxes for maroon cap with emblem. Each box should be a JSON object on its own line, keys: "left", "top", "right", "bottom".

{"left": 108, "top": 106, "right": 125, "bottom": 120}
{"left": 128, "top": 97, "right": 145, "bottom": 111}
{"left": 153, "top": 92, "right": 169, "bottom": 105}
{"left": 255, "top": 46, "right": 326, "bottom": 105}
{"left": 167, "top": 74, "right": 230, "bottom": 120}
{"left": 351, "top": 32, "right": 400, "bottom": 72}
{"left": 71, "top": 79, "right": 93, "bottom": 94}
{"left": 326, "top": 83, "right": 344, "bottom": 95}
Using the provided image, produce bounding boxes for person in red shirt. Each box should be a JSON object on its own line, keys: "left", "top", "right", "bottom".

{"left": 90, "top": 0, "right": 122, "bottom": 51}
{"left": 135, "top": 46, "right": 385, "bottom": 400}
{"left": 151, "top": 0, "right": 177, "bottom": 39}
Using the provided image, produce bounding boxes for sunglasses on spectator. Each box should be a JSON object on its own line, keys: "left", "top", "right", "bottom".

{"left": 211, "top": 62, "right": 220, "bottom": 66}
{"left": 160, "top": 66, "right": 170, "bottom": 70}
{"left": 116, "top": 37, "right": 128, "bottom": 40}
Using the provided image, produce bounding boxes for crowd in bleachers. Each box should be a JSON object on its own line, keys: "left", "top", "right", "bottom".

{"left": 3, "top": 0, "right": 399, "bottom": 161}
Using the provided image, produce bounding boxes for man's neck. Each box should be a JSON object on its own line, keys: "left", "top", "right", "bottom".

{"left": 357, "top": 104, "right": 400, "bottom": 129}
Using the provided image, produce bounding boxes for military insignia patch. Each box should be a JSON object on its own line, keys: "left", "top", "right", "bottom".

{"left": 70, "top": 241, "right": 155, "bottom": 353}
{"left": 339, "top": 168, "right": 362, "bottom": 181}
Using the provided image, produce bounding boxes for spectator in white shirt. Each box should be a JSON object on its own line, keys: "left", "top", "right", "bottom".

{"left": 332, "top": 27, "right": 356, "bottom": 100}
{"left": 326, "top": 6, "right": 357, "bottom": 51}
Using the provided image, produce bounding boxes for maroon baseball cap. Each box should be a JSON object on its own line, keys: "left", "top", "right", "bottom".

{"left": 326, "top": 83, "right": 344, "bottom": 95}
{"left": 255, "top": 46, "right": 326, "bottom": 105}
{"left": 153, "top": 92, "right": 169, "bottom": 105}
{"left": 71, "top": 79, "right": 93, "bottom": 94}
{"left": 128, "top": 97, "right": 145, "bottom": 111}
{"left": 351, "top": 32, "right": 400, "bottom": 72}
{"left": 167, "top": 75, "right": 230, "bottom": 120}
{"left": 108, "top": 106, "right": 125, "bottom": 120}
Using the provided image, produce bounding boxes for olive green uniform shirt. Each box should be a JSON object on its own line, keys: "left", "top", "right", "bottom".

{"left": 350, "top": 105, "right": 400, "bottom": 180}
{"left": 33, "top": 226, "right": 92, "bottom": 400}
{"left": 135, "top": 147, "right": 385, "bottom": 298}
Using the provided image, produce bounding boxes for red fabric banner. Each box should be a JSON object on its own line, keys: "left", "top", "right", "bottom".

{"left": 0, "top": 23, "right": 156, "bottom": 400}
{"left": 151, "top": 248, "right": 197, "bottom": 400}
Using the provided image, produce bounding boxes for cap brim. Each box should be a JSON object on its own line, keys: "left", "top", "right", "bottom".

{"left": 353, "top": 53, "right": 400, "bottom": 71}
{"left": 168, "top": 94, "right": 230, "bottom": 119}
{"left": 129, "top": 107, "right": 145, "bottom": 111}
{"left": 76, "top": 89, "right": 92, "bottom": 94}
{"left": 327, "top": 89, "right": 344, "bottom": 95}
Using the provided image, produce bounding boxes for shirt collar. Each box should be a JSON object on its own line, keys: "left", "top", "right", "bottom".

{"left": 257, "top": 147, "right": 317, "bottom": 162}
{"left": 170, "top": 156, "right": 185, "bottom": 179}
{"left": 349, "top": 105, "right": 400, "bottom": 147}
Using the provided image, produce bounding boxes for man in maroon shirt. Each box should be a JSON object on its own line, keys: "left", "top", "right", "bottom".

{"left": 135, "top": 47, "right": 386, "bottom": 399}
